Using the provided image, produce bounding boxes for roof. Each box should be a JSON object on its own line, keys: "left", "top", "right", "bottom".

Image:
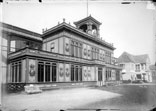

{"left": 74, "top": 15, "right": 102, "bottom": 26}
{"left": 0, "top": 22, "right": 42, "bottom": 41}
{"left": 42, "top": 21, "right": 115, "bottom": 50}
{"left": 134, "top": 54, "right": 149, "bottom": 63}
{"left": 117, "top": 52, "right": 150, "bottom": 63}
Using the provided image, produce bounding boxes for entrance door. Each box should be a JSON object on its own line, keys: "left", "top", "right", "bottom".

{"left": 98, "top": 68, "right": 102, "bottom": 81}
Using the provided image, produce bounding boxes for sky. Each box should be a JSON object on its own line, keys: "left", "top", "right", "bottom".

{"left": 0, "top": 1, "right": 156, "bottom": 64}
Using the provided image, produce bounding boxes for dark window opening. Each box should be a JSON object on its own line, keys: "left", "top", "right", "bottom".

{"left": 38, "top": 62, "right": 44, "bottom": 82}
{"left": 45, "top": 63, "right": 50, "bottom": 82}
{"left": 52, "top": 63, "right": 57, "bottom": 82}
{"left": 98, "top": 68, "right": 102, "bottom": 81}
{"left": 71, "top": 65, "right": 75, "bottom": 81}
{"left": 79, "top": 66, "right": 82, "bottom": 81}
{"left": 75, "top": 66, "right": 79, "bottom": 81}
{"left": 11, "top": 62, "right": 22, "bottom": 83}
{"left": 79, "top": 24, "right": 87, "bottom": 32}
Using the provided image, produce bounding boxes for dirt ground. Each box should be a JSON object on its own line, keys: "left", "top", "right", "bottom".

{"left": 1, "top": 87, "right": 121, "bottom": 111}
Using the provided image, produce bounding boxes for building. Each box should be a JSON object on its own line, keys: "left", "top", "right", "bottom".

{"left": 118, "top": 52, "right": 152, "bottom": 82}
{"left": 149, "top": 64, "right": 156, "bottom": 83}
{"left": 0, "top": 16, "right": 121, "bottom": 92}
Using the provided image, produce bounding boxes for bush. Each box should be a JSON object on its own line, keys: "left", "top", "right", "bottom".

{"left": 132, "top": 80, "right": 143, "bottom": 84}
{"left": 122, "top": 80, "right": 131, "bottom": 83}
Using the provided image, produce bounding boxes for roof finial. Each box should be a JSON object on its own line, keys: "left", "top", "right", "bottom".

{"left": 42, "top": 29, "right": 44, "bottom": 33}
{"left": 63, "top": 18, "right": 65, "bottom": 23}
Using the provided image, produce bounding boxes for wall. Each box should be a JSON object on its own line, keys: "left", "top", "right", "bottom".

{"left": 1, "top": 33, "right": 8, "bottom": 84}
{"left": 43, "top": 31, "right": 114, "bottom": 56}
{"left": 28, "top": 59, "right": 36, "bottom": 83}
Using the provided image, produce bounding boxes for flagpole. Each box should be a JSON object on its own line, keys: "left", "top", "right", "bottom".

{"left": 87, "top": 0, "right": 88, "bottom": 17}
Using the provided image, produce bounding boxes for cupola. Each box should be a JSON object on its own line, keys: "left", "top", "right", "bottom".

{"left": 74, "top": 15, "right": 102, "bottom": 38}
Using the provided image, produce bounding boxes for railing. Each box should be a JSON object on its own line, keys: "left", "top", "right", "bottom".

{"left": 8, "top": 47, "right": 119, "bottom": 67}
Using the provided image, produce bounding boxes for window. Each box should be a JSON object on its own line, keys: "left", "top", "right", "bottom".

{"left": 106, "top": 70, "right": 108, "bottom": 81}
{"left": 136, "top": 74, "right": 142, "bottom": 79}
{"left": 84, "top": 48, "right": 87, "bottom": 57}
{"left": 75, "top": 66, "right": 79, "bottom": 81}
{"left": 79, "top": 66, "right": 82, "bottom": 81}
{"left": 52, "top": 63, "right": 57, "bottom": 82}
{"left": 88, "top": 49, "right": 91, "bottom": 58}
{"left": 120, "top": 64, "right": 125, "bottom": 69}
{"left": 38, "top": 62, "right": 57, "bottom": 82}
{"left": 75, "top": 42, "right": 78, "bottom": 57}
{"left": 50, "top": 42, "right": 55, "bottom": 52}
{"left": 71, "top": 65, "right": 75, "bottom": 81}
{"left": 71, "top": 65, "right": 83, "bottom": 82}
{"left": 141, "top": 64, "right": 144, "bottom": 70}
{"left": 98, "top": 68, "right": 102, "bottom": 81}
{"left": 95, "top": 49, "right": 99, "bottom": 60}
{"left": 136, "top": 64, "right": 140, "bottom": 71}
{"left": 71, "top": 41, "right": 74, "bottom": 57}
{"left": 116, "top": 70, "right": 120, "bottom": 81}
{"left": 38, "top": 62, "right": 44, "bottom": 82}
{"left": 11, "top": 61, "right": 22, "bottom": 83}
{"left": 92, "top": 47, "right": 96, "bottom": 60}
{"left": 45, "top": 63, "right": 50, "bottom": 82}
{"left": 10, "top": 40, "right": 16, "bottom": 52}
{"left": 100, "top": 53, "right": 103, "bottom": 60}
{"left": 79, "top": 43, "right": 82, "bottom": 58}
{"left": 103, "top": 52, "right": 105, "bottom": 61}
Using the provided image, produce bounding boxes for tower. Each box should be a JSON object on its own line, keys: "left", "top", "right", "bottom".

{"left": 74, "top": 15, "right": 102, "bottom": 38}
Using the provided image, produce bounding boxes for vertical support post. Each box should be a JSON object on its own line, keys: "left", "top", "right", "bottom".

{"left": 44, "top": 62, "right": 45, "bottom": 82}
{"left": 26, "top": 58, "right": 29, "bottom": 83}
{"left": 14, "top": 64, "right": 16, "bottom": 83}
{"left": 56, "top": 63, "right": 58, "bottom": 82}
{"left": 35, "top": 60, "right": 38, "bottom": 83}
{"left": 50, "top": 62, "right": 52, "bottom": 82}
{"left": 17, "top": 62, "right": 19, "bottom": 83}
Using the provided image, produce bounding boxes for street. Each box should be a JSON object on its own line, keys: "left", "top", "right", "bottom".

{"left": 1, "top": 84, "right": 156, "bottom": 111}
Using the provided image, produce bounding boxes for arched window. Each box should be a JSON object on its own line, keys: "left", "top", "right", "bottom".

{"left": 79, "top": 24, "right": 87, "bottom": 32}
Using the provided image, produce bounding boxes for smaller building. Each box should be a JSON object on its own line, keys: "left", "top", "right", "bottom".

{"left": 149, "top": 64, "right": 156, "bottom": 83}
{"left": 118, "top": 52, "right": 152, "bottom": 82}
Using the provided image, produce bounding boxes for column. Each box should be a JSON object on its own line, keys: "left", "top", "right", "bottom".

{"left": 87, "top": 22, "right": 92, "bottom": 34}
{"left": 17, "top": 62, "right": 19, "bottom": 82}
{"left": 50, "top": 63, "right": 52, "bottom": 82}
{"left": 7, "top": 64, "right": 11, "bottom": 83}
{"left": 44, "top": 62, "right": 45, "bottom": 82}
{"left": 26, "top": 58, "right": 29, "bottom": 83}
{"left": 97, "top": 27, "right": 100, "bottom": 38}
{"left": 35, "top": 60, "right": 38, "bottom": 83}
{"left": 102, "top": 67, "right": 106, "bottom": 85}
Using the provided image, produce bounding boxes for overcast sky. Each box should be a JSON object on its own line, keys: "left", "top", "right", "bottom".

{"left": 0, "top": 1, "right": 156, "bottom": 64}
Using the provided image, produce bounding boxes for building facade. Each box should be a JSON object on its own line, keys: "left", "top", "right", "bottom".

{"left": 149, "top": 64, "right": 156, "bottom": 83}
{"left": 118, "top": 52, "right": 152, "bottom": 82}
{"left": 1, "top": 16, "right": 121, "bottom": 91}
